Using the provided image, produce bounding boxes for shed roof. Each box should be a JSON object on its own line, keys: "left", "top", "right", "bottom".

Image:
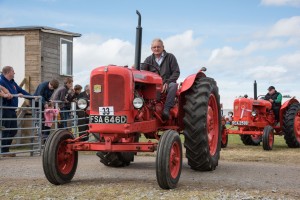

{"left": 0, "top": 26, "right": 81, "bottom": 37}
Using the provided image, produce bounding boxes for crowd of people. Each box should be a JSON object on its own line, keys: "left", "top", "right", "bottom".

{"left": 0, "top": 66, "right": 90, "bottom": 157}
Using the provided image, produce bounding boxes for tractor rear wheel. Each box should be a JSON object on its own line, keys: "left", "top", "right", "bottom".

{"left": 156, "top": 130, "right": 182, "bottom": 189}
{"left": 221, "top": 125, "right": 228, "bottom": 148}
{"left": 96, "top": 152, "right": 134, "bottom": 167}
{"left": 96, "top": 134, "right": 139, "bottom": 167}
{"left": 183, "top": 77, "right": 221, "bottom": 171}
{"left": 42, "top": 130, "right": 78, "bottom": 185}
{"left": 262, "top": 125, "right": 274, "bottom": 150}
{"left": 240, "top": 135, "right": 261, "bottom": 146}
{"left": 283, "top": 103, "right": 300, "bottom": 148}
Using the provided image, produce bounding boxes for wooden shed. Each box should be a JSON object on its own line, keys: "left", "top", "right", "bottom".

{"left": 0, "top": 26, "right": 81, "bottom": 94}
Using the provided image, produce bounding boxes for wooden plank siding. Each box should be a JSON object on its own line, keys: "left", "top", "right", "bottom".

{"left": 0, "top": 29, "right": 75, "bottom": 94}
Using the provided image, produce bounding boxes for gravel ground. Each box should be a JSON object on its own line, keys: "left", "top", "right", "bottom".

{"left": 1, "top": 153, "right": 300, "bottom": 200}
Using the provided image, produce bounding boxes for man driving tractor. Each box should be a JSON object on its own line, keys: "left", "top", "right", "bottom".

{"left": 264, "top": 86, "right": 282, "bottom": 123}
{"left": 142, "top": 38, "right": 180, "bottom": 120}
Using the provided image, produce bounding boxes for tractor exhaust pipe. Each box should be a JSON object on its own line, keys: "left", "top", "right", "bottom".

{"left": 254, "top": 80, "right": 257, "bottom": 100}
{"left": 134, "top": 10, "right": 142, "bottom": 70}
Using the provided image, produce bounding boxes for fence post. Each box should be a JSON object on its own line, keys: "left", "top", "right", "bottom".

{"left": 0, "top": 97, "right": 3, "bottom": 155}
{"left": 71, "top": 102, "right": 77, "bottom": 136}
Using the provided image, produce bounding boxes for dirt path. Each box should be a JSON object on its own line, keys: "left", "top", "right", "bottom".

{"left": 1, "top": 154, "right": 300, "bottom": 199}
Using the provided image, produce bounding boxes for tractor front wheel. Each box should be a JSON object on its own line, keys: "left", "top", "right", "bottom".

{"left": 283, "top": 103, "right": 300, "bottom": 148}
{"left": 156, "top": 130, "right": 182, "bottom": 189}
{"left": 42, "top": 130, "right": 78, "bottom": 185}
{"left": 262, "top": 126, "right": 274, "bottom": 150}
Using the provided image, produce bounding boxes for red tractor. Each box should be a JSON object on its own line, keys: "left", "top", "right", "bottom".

{"left": 222, "top": 81, "right": 300, "bottom": 150}
{"left": 42, "top": 11, "right": 221, "bottom": 189}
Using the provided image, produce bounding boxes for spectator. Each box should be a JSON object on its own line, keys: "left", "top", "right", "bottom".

{"left": 0, "top": 66, "right": 31, "bottom": 157}
{"left": 43, "top": 102, "right": 59, "bottom": 143}
{"left": 51, "top": 77, "right": 73, "bottom": 128}
{"left": 34, "top": 79, "right": 59, "bottom": 135}
{"left": 77, "top": 84, "right": 90, "bottom": 140}
{"left": 34, "top": 79, "right": 59, "bottom": 108}
{"left": 67, "top": 84, "right": 82, "bottom": 103}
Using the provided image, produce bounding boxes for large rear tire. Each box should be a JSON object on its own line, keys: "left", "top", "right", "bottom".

{"left": 262, "top": 126, "right": 274, "bottom": 151}
{"left": 42, "top": 130, "right": 78, "bottom": 185}
{"left": 240, "top": 135, "right": 261, "bottom": 146}
{"left": 183, "top": 77, "right": 221, "bottom": 171}
{"left": 283, "top": 103, "right": 300, "bottom": 148}
{"left": 156, "top": 130, "right": 182, "bottom": 189}
{"left": 96, "top": 134, "right": 139, "bottom": 167}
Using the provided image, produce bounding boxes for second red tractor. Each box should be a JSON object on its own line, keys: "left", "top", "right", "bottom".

{"left": 223, "top": 81, "right": 300, "bottom": 150}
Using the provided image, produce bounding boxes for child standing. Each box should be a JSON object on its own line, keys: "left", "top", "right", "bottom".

{"left": 43, "top": 103, "right": 59, "bottom": 143}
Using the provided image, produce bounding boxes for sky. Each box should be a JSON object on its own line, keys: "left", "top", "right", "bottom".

{"left": 0, "top": 0, "right": 299, "bottom": 108}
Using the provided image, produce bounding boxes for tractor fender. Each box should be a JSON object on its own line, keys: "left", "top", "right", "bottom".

{"left": 178, "top": 70, "right": 206, "bottom": 94}
{"left": 280, "top": 97, "right": 299, "bottom": 120}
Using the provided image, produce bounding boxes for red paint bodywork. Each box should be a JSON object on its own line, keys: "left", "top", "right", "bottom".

{"left": 68, "top": 65, "right": 206, "bottom": 152}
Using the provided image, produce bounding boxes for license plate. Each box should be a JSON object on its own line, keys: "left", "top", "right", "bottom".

{"left": 90, "top": 115, "right": 127, "bottom": 124}
{"left": 232, "top": 121, "right": 249, "bottom": 126}
{"left": 99, "top": 106, "right": 114, "bottom": 115}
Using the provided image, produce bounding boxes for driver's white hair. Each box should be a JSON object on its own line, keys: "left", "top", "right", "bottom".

{"left": 151, "top": 38, "right": 164, "bottom": 47}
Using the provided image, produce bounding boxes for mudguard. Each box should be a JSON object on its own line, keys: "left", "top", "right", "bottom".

{"left": 280, "top": 97, "right": 299, "bottom": 124}
{"left": 178, "top": 70, "right": 206, "bottom": 94}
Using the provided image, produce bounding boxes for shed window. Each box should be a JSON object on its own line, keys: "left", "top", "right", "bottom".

{"left": 60, "top": 39, "right": 73, "bottom": 76}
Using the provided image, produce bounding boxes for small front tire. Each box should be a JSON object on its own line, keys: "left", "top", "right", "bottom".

{"left": 156, "top": 130, "right": 182, "bottom": 189}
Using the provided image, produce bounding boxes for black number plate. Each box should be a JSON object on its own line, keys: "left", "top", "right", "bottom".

{"left": 90, "top": 115, "right": 127, "bottom": 124}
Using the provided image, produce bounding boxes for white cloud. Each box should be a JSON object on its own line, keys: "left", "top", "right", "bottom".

{"left": 261, "top": 0, "right": 300, "bottom": 7}
{"left": 55, "top": 23, "right": 74, "bottom": 28}
{"left": 277, "top": 51, "right": 300, "bottom": 68}
{"left": 268, "top": 16, "right": 300, "bottom": 37}
{"left": 246, "top": 65, "right": 287, "bottom": 81}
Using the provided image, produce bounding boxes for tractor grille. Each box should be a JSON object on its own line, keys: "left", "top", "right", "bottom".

{"left": 108, "top": 74, "right": 125, "bottom": 111}
{"left": 91, "top": 73, "right": 125, "bottom": 113}
{"left": 91, "top": 74, "right": 104, "bottom": 112}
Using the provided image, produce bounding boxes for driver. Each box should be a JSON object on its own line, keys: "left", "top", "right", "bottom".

{"left": 142, "top": 38, "right": 180, "bottom": 120}
{"left": 264, "top": 86, "right": 282, "bottom": 123}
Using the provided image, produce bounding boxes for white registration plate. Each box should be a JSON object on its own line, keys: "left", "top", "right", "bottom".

{"left": 90, "top": 115, "right": 127, "bottom": 124}
{"left": 232, "top": 121, "right": 249, "bottom": 126}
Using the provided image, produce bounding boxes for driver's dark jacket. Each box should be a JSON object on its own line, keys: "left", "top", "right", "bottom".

{"left": 142, "top": 50, "right": 180, "bottom": 84}
{"left": 264, "top": 91, "right": 282, "bottom": 109}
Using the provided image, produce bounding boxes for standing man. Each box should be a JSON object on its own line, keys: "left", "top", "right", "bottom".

{"left": 52, "top": 77, "right": 73, "bottom": 128}
{"left": 34, "top": 79, "right": 59, "bottom": 108}
{"left": 0, "top": 66, "right": 31, "bottom": 156}
{"left": 264, "top": 86, "right": 282, "bottom": 123}
{"left": 142, "top": 38, "right": 180, "bottom": 120}
{"left": 77, "top": 84, "right": 90, "bottom": 140}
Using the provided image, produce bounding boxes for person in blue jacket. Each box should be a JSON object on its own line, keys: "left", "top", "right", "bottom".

{"left": 0, "top": 66, "right": 31, "bottom": 156}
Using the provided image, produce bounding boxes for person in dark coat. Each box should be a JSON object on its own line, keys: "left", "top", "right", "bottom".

{"left": 51, "top": 77, "right": 73, "bottom": 128}
{"left": 264, "top": 86, "right": 282, "bottom": 123}
{"left": 142, "top": 38, "right": 180, "bottom": 120}
{"left": 34, "top": 79, "right": 59, "bottom": 108}
{"left": 77, "top": 84, "right": 90, "bottom": 141}
{"left": 34, "top": 79, "right": 59, "bottom": 141}
{"left": 0, "top": 66, "right": 31, "bottom": 156}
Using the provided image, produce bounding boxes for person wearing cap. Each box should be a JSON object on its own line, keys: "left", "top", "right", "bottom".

{"left": 264, "top": 86, "right": 282, "bottom": 122}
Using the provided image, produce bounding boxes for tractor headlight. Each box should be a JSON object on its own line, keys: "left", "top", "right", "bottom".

{"left": 133, "top": 97, "right": 144, "bottom": 109}
{"left": 251, "top": 110, "right": 257, "bottom": 117}
{"left": 77, "top": 98, "right": 88, "bottom": 109}
{"left": 228, "top": 112, "right": 233, "bottom": 117}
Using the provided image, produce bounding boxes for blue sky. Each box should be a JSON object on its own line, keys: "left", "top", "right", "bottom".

{"left": 1, "top": 0, "right": 300, "bottom": 108}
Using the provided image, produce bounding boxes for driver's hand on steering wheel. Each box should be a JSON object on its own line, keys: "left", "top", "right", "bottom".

{"left": 161, "top": 83, "right": 168, "bottom": 94}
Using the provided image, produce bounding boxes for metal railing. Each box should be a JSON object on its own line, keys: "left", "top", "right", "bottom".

{"left": 0, "top": 96, "right": 89, "bottom": 157}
